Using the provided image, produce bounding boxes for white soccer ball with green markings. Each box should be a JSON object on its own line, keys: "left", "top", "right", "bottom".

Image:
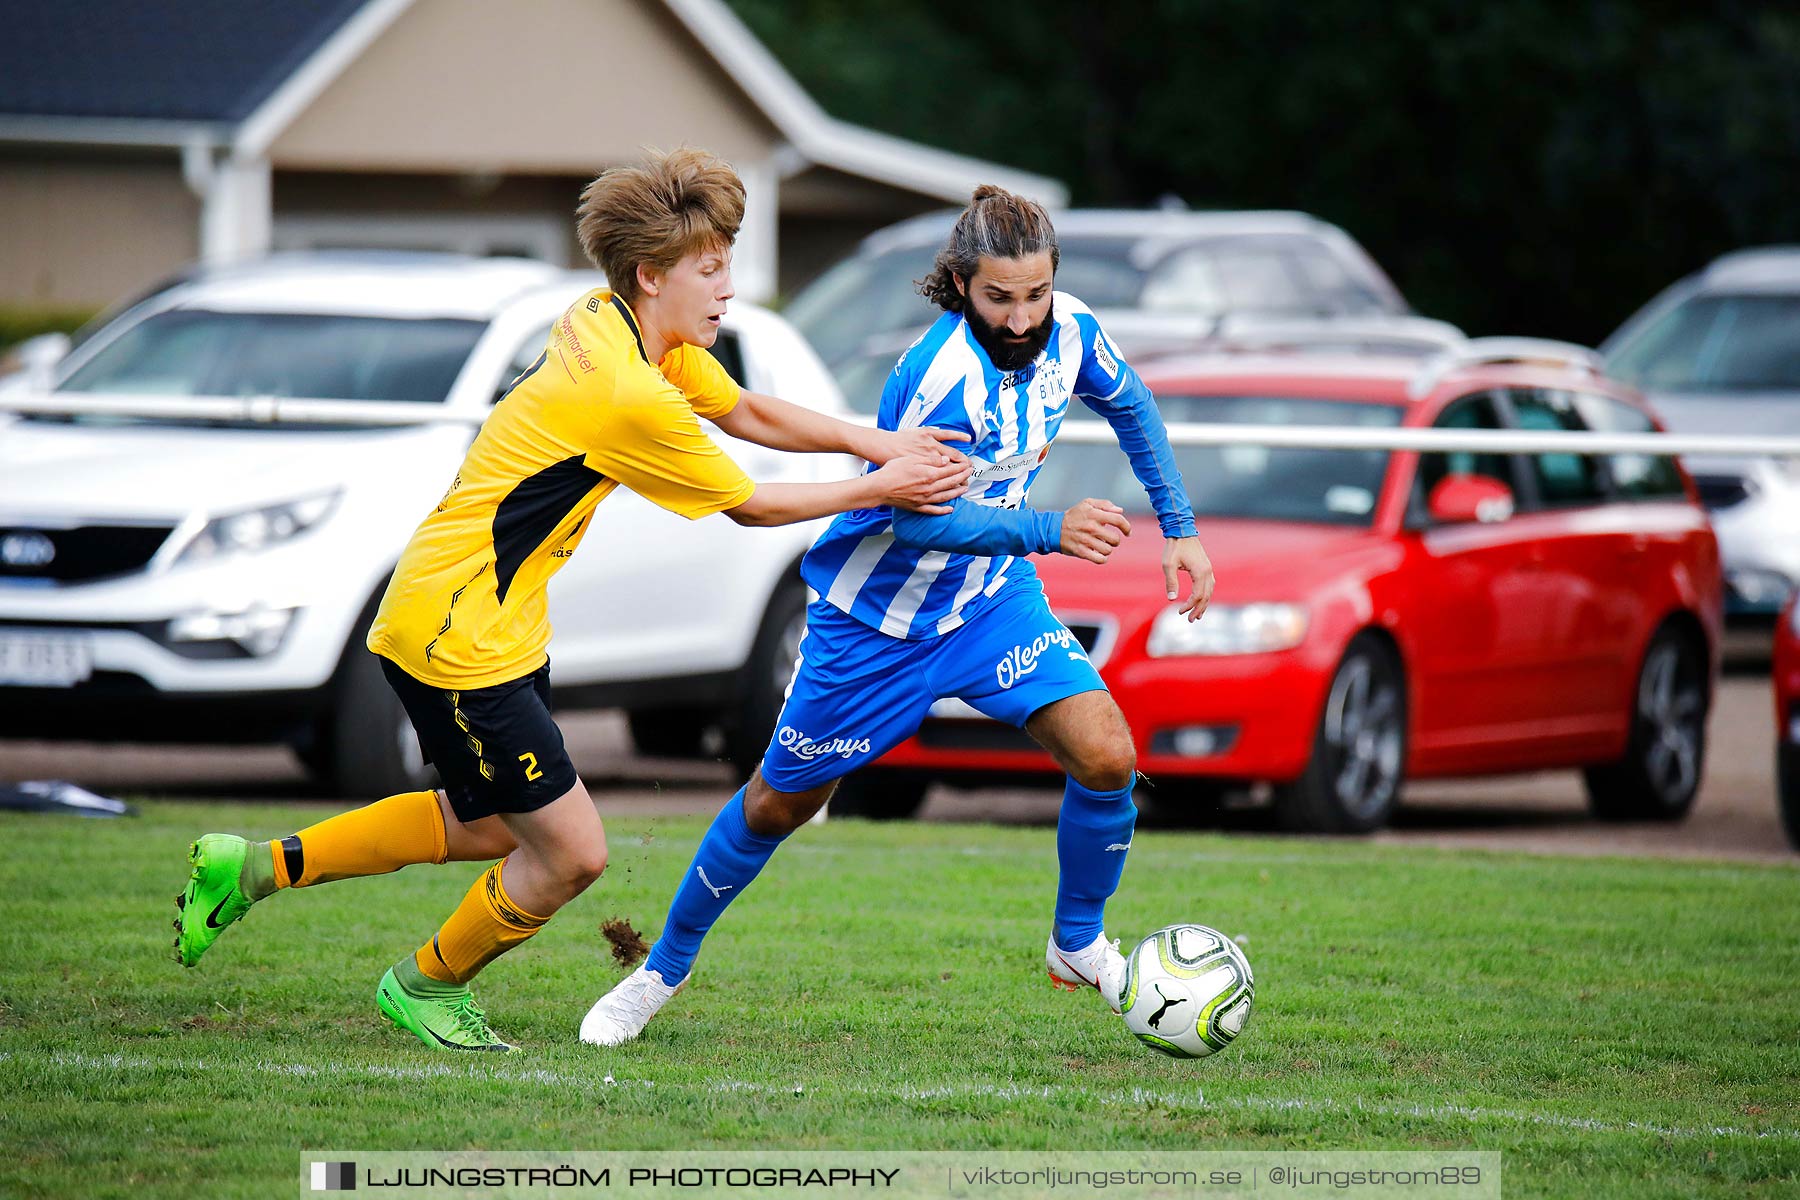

{"left": 1119, "top": 924, "right": 1255, "bottom": 1058}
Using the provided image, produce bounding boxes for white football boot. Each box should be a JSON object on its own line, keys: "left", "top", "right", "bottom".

{"left": 1045, "top": 932, "right": 1126, "bottom": 1014}
{"left": 580, "top": 965, "right": 686, "bottom": 1047}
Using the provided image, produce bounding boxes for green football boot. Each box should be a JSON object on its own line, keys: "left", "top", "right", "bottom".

{"left": 377, "top": 962, "right": 515, "bottom": 1052}
{"left": 173, "top": 834, "right": 255, "bottom": 967}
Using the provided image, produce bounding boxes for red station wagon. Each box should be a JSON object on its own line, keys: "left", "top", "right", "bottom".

{"left": 834, "top": 343, "right": 1723, "bottom": 833}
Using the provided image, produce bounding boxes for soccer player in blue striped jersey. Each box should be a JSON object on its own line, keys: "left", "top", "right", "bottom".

{"left": 582, "top": 186, "right": 1216, "bottom": 1046}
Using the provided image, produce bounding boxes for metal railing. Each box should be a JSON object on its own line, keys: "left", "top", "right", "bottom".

{"left": 5, "top": 388, "right": 1800, "bottom": 459}
{"left": 1055, "top": 420, "right": 1800, "bottom": 459}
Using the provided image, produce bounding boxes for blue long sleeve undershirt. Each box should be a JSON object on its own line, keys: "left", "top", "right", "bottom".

{"left": 890, "top": 498, "right": 1063, "bottom": 557}
{"left": 1085, "top": 372, "right": 1199, "bottom": 541}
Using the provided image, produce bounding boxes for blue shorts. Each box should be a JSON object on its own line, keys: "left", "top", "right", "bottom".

{"left": 760, "top": 581, "right": 1105, "bottom": 792}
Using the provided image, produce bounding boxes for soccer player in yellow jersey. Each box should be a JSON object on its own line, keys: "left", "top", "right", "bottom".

{"left": 172, "top": 148, "right": 971, "bottom": 1051}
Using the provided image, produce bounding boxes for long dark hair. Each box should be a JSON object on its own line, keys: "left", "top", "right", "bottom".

{"left": 918, "top": 185, "right": 1060, "bottom": 313}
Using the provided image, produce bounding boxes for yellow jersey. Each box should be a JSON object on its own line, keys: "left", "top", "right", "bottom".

{"left": 368, "top": 289, "right": 756, "bottom": 688}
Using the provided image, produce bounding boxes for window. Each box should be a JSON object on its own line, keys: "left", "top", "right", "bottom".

{"left": 59, "top": 310, "right": 486, "bottom": 405}
{"left": 1139, "top": 237, "right": 1391, "bottom": 317}
{"left": 494, "top": 324, "right": 553, "bottom": 404}
{"left": 1138, "top": 245, "right": 1226, "bottom": 313}
{"left": 1145, "top": 243, "right": 1310, "bottom": 313}
{"left": 492, "top": 326, "right": 745, "bottom": 406}
{"left": 1289, "top": 244, "right": 1386, "bottom": 315}
{"left": 1030, "top": 396, "right": 1402, "bottom": 527}
{"left": 783, "top": 245, "right": 939, "bottom": 364}
{"left": 1508, "top": 389, "right": 1605, "bottom": 506}
{"left": 709, "top": 330, "right": 746, "bottom": 388}
{"left": 1568, "top": 392, "right": 1685, "bottom": 499}
{"left": 1608, "top": 293, "right": 1800, "bottom": 391}
{"left": 1053, "top": 238, "right": 1152, "bottom": 308}
{"left": 1414, "top": 392, "right": 1513, "bottom": 516}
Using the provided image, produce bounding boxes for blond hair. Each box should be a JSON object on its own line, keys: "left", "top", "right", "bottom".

{"left": 576, "top": 148, "right": 746, "bottom": 306}
{"left": 919, "top": 185, "right": 1060, "bottom": 312}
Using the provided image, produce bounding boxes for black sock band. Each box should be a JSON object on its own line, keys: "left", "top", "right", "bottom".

{"left": 280, "top": 835, "right": 305, "bottom": 887}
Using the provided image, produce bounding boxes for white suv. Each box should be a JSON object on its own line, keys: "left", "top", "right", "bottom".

{"left": 0, "top": 253, "right": 844, "bottom": 795}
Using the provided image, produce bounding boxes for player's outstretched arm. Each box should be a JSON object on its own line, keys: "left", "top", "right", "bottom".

{"left": 891, "top": 497, "right": 1063, "bottom": 556}
{"left": 714, "top": 391, "right": 971, "bottom": 465}
{"left": 725, "top": 454, "right": 970, "bottom": 528}
{"left": 890, "top": 496, "right": 1133, "bottom": 563}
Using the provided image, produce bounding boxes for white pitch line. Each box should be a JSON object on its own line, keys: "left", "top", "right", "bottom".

{"left": 11, "top": 1050, "right": 1797, "bottom": 1143}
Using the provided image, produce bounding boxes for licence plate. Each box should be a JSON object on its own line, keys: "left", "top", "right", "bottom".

{"left": 0, "top": 632, "right": 94, "bottom": 687}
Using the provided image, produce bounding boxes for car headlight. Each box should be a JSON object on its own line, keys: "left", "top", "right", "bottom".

{"left": 174, "top": 492, "right": 339, "bottom": 565}
{"left": 1146, "top": 603, "right": 1309, "bottom": 657}
{"left": 167, "top": 605, "right": 298, "bottom": 657}
{"left": 1727, "top": 568, "right": 1794, "bottom": 609}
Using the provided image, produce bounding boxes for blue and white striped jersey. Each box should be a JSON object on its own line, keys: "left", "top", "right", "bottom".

{"left": 800, "top": 292, "right": 1197, "bottom": 641}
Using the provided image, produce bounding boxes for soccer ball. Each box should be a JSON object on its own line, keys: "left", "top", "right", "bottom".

{"left": 1119, "top": 924, "right": 1255, "bottom": 1058}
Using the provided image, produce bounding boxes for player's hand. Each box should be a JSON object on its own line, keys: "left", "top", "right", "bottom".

{"left": 1163, "top": 534, "right": 1215, "bottom": 620}
{"left": 873, "top": 453, "right": 971, "bottom": 514}
{"left": 1059, "top": 498, "right": 1130, "bottom": 564}
{"left": 868, "top": 426, "right": 971, "bottom": 467}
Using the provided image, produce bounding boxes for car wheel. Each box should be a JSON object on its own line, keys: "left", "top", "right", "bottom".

{"left": 1583, "top": 624, "right": 1707, "bottom": 822}
{"left": 722, "top": 578, "right": 809, "bottom": 780}
{"left": 296, "top": 613, "right": 437, "bottom": 801}
{"left": 1273, "top": 634, "right": 1406, "bottom": 833}
{"left": 828, "top": 769, "right": 930, "bottom": 820}
{"left": 625, "top": 707, "right": 712, "bottom": 759}
{"left": 1779, "top": 742, "right": 1800, "bottom": 853}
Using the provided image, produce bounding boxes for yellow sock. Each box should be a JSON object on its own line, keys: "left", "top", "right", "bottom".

{"left": 414, "top": 860, "right": 550, "bottom": 985}
{"left": 269, "top": 790, "right": 447, "bottom": 890}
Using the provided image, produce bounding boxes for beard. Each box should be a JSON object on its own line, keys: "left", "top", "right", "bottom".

{"left": 965, "top": 297, "right": 1055, "bottom": 373}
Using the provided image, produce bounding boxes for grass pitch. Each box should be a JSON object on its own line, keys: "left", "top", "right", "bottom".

{"left": 1, "top": 799, "right": 1796, "bottom": 1198}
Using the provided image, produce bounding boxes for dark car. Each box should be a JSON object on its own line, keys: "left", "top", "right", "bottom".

{"left": 788, "top": 209, "right": 1416, "bottom": 412}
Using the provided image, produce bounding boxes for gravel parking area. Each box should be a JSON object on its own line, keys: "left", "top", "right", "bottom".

{"left": 2, "top": 671, "right": 1791, "bottom": 865}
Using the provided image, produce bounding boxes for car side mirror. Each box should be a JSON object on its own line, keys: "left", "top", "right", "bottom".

{"left": 1428, "top": 475, "right": 1514, "bottom": 524}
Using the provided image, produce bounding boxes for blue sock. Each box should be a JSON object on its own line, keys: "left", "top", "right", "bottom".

{"left": 1053, "top": 776, "right": 1138, "bottom": 951}
{"left": 644, "top": 787, "right": 786, "bottom": 984}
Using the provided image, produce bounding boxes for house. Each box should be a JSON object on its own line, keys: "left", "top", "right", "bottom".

{"left": 0, "top": 0, "right": 1065, "bottom": 309}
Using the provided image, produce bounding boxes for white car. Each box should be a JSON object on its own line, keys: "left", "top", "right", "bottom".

{"left": 0, "top": 253, "right": 846, "bottom": 795}
{"left": 1602, "top": 247, "right": 1800, "bottom": 623}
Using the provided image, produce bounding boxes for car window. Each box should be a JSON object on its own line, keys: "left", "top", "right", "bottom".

{"left": 1214, "top": 246, "right": 1312, "bottom": 311}
{"left": 1141, "top": 238, "right": 1382, "bottom": 317}
{"left": 1413, "top": 392, "right": 1513, "bottom": 517}
{"left": 493, "top": 324, "right": 745, "bottom": 406}
{"left": 1608, "top": 293, "right": 1800, "bottom": 391}
{"left": 494, "top": 322, "right": 554, "bottom": 404}
{"left": 1031, "top": 395, "right": 1402, "bottom": 526}
{"left": 709, "top": 329, "right": 746, "bottom": 389}
{"left": 1568, "top": 391, "right": 1685, "bottom": 499}
{"left": 1508, "top": 389, "right": 1605, "bottom": 506}
{"left": 1137, "top": 245, "right": 1226, "bottom": 313}
{"left": 1289, "top": 244, "right": 1387, "bottom": 315}
{"left": 1053, "top": 238, "right": 1152, "bottom": 308}
{"left": 785, "top": 245, "right": 939, "bottom": 364}
{"left": 58, "top": 309, "right": 486, "bottom": 404}
{"left": 834, "top": 350, "right": 898, "bottom": 417}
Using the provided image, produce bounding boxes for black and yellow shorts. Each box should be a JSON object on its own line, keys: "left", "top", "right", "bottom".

{"left": 379, "top": 657, "right": 579, "bottom": 822}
